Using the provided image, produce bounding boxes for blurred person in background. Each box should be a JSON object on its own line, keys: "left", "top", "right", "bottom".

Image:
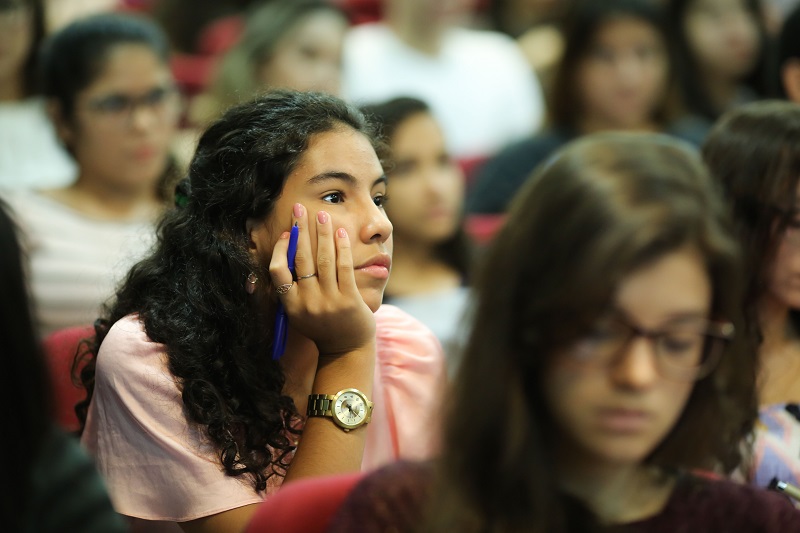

{"left": 667, "top": 0, "right": 768, "bottom": 122}
{"left": 775, "top": 4, "right": 800, "bottom": 101}
{"left": 44, "top": 0, "right": 119, "bottom": 31}
{"left": 488, "top": 0, "right": 568, "bottom": 100}
{"left": 1, "top": 13, "right": 179, "bottom": 336}
{"left": 703, "top": 101, "right": 800, "bottom": 491}
{"left": 468, "top": 0, "right": 706, "bottom": 215}
{"left": 0, "top": 199, "right": 126, "bottom": 533}
{"left": 343, "top": 0, "right": 545, "bottom": 163}
{"left": 0, "top": 0, "right": 77, "bottom": 189}
{"left": 189, "top": 0, "right": 348, "bottom": 127}
{"left": 362, "top": 97, "right": 471, "bottom": 369}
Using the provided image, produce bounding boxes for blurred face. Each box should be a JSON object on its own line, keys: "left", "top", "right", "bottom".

{"left": 684, "top": 0, "right": 760, "bottom": 80}
{"left": 576, "top": 16, "right": 669, "bottom": 129}
{"left": 59, "top": 43, "right": 178, "bottom": 194}
{"left": 0, "top": 3, "right": 32, "bottom": 88}
{"left": 257, "top": 10, "right": 347, "bottom": 96}
{"left": 543, "top": 248, "right": 711, "bottom": 468}
{"left": 384, "top": 112, "right": 464, "bottom": 247}
{"left": 767, "top": 185, "right": 800, "bottom": 309}
{"left": 262, "top": 126, "right": 393, "bottom": 312}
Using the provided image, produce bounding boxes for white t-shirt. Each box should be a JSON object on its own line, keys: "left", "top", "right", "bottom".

{"left": 1, "top": 188, "right": 156, "bottom": 336}
{"left": 343, "top": 24, "right": 544, "bottom": 160}
{"left": 0, "top": 98, "right": 77, "bottom": 189}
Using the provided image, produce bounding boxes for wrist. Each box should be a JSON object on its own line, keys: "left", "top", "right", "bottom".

{"left": 312, "top": 342, "right": 375, "bottom": 397}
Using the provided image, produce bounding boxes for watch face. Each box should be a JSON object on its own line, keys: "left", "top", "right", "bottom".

{"left": 334, "top": 390, "right": 368, "bottom": 429}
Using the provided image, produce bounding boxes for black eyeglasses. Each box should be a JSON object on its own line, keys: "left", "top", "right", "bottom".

{"left": 84, "top": 86, "right": 180, "bottom": 127}
{"left": 567, "top": 313, "right": 735, "bottom": 381}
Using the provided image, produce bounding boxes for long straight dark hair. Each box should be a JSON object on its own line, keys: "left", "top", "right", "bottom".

{"left": 549, "top": 0, "right": 678, "bottom": 130}
{"left": 703, "top": 100, "right": 800, "bottom": 344}
{"left": 666, "top": 0, "right": 769, "bottom": 121}
{"left": 0, "top": 200, "right": 51, "bottom": 530}
{"left": 360, "top": 96, "right": 471, "bottom": 284}
{"left": 425, "top": 133, "right": 755, "bottom": 532}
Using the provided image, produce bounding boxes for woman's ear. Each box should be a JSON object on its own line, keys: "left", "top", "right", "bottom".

{"left": 47, "top": 99, "right": 74, "bottom": 148}
{"left": 246, "top": 217, "right": 271, "bottom": 265}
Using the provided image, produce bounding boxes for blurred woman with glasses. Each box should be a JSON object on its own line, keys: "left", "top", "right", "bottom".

{"left": 250, "top": 133, "right": 800, "bottom": 532}
{"left": 0, "top": 0, "right": 76, "bottom": 188}
{"left": 0, "top": 13, "right": 179, "bottom": 335}
{"left": 704, "top": 100, "right": 800, "bottom": 491}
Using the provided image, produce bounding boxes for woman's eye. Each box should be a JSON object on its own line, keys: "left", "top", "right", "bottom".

{"left": 322, "top": 192, "right": 343, "bottom": 204}
{"left": 373, "top": 194, "right": 389, "bottom": 208}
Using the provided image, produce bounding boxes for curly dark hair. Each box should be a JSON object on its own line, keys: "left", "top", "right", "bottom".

{"left": 73, "top": 90, "right": 380, "bottom": 492}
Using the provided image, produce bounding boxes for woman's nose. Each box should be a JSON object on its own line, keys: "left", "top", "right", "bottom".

{"left": 359, "top": 201, "right": 393, "bottom": 244}
{"left": 609, "top": 336, "right": 660, "bottom": 390}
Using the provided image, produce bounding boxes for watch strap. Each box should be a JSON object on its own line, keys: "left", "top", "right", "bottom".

{"left": 307, "top": 394, "right": 336, "bottom": 418}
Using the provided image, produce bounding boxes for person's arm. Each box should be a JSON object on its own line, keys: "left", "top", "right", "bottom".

{"left": 269, "top": 204, "right": 377, "bottom": 482}
{"left": 179, "top": 505, "right": 260, "bottom": 533}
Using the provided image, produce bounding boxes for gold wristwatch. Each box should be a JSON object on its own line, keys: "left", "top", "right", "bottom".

{"left": 307, "top": 388, "right": 373, "bottom": 432}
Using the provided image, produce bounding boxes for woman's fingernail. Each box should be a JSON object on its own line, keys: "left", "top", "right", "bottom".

{"left": 317, "top": 211, "right": 328, "bottom": 224}
{"left": 293, "top": 203, "right": 304, "bottom": 218}
{"left": 337, "top": 228, "right": 347, "bottom": 238}
{"left": 280, "top": 231, "right": 290, "bottom": 239}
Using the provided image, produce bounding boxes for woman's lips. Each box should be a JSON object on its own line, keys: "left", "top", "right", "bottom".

{"left": 355, "top": 254, "right": 391, "bottom": 279}
{"left": 595, "top": 408, "right": 651, "bottom": 433}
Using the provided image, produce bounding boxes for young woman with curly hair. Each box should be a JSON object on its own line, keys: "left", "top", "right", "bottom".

{"left": 75, "top": 90, "right": 445, "bottom": 532}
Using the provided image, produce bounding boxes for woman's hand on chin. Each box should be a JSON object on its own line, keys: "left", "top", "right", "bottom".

{"left": 269, "top": 204, "right": 376, "bottom": 359}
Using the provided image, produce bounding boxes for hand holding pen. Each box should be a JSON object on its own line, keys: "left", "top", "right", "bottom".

{"left": 268, "top": 203, "right": 376, "bottom": 359}
{"left": 271, "top": 223, "right": 298, "bottom": 360}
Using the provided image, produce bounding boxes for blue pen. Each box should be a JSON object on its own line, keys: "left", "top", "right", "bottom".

{"left": 271, "top": 224, "right": 299, "bottom": 360}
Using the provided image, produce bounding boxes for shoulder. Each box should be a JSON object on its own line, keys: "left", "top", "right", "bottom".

{"left": 96, "top": 315, "right": 165, "bottom": 375}
{"left": 661, "top": 477, "right": 800, "bottom": 530}
{"left": 665, "top": 115, "right": 713, "bottom": 148}
{"left": 446, "top": 27, "right": 522, "bottom": 56}
{"left": 328, "top": 461, "right": 434, "bottom": 533}
{"left": 375, "top": 304, "right": 443, "bottom": 359}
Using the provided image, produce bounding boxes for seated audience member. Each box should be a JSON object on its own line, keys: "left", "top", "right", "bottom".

{"left": 468, "top": 0, "right": 708, "bottom": 215}
{"left": 1, "top": 14, "right": 179, "bottom": 336}
{"left": 76, "top": 90, "right": 445, "bottom": 532}
{"left": 703, "top": 101, "right": 800, "bottom": 490}
{"left": 0, "top": 0, "right": 76, "bottom": 189}
{"left": 251, "top": 133, "right": 800, "bottom": 532}
{"left": 776, "top": 4, "right": 800, "bottom": 101}
{"left": 362, "top": 97, "right": 471, "bottom": 366}
{"left": 667, "top": 0, "right": 768, "bottom": 122}
{"left": 0, "top": 200, "right": 126, "bottom": 533}
{"left": 342, "top": 0, "right": 545, "bottom": 162}
{"left": 188, "top": 0, "right": 349, "bottom": 126}
{"left": 488, "top": 0, "right": 567, "bottom": 97}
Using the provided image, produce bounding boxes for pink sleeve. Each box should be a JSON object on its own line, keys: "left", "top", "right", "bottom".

{"left": 362, "top": 305, "right": 447, "bottom": 471}
{"left": 80, "top": 315, "right": 265, "bottom": 522}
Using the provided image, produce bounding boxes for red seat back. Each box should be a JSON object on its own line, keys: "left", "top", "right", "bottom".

{"left": 245, "top": 472, "right": 363, "bottom": 533}
{"left": 42, "top": 326, "right": 95, "bottom": 432}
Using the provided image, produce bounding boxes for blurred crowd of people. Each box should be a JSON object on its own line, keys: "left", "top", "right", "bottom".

{"left": 7, "top": 0, "right": 800, "bottom": 531}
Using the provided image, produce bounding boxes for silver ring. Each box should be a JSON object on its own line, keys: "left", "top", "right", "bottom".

{"left": 275, "top": 283, "right": 293, "bottom": 295}
{"left": 296, "top": 272, "right": 318, "bottom": 280}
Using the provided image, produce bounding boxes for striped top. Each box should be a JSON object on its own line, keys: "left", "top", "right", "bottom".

{"left": 1, "top": 188, "right": 156, "bottom": 336}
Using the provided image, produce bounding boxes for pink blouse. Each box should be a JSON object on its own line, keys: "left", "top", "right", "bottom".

{"left": 81, "top": 305, "right": 445, "bottom": 530}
